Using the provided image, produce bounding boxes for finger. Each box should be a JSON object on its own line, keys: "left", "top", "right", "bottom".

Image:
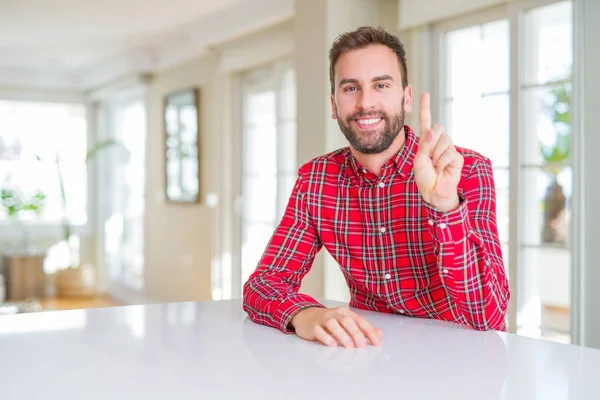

{"left": 419, "top": 92, "right": 432, "bottom": 136}
{"left": 326, "top": 319, "right": 354, "bottom": 348}
{"left": 431, "top": 129, "right": 452, "bottom": 164}
{"left": 354, "top": 316, "right": 383, "bottom": 346}
{"left": 338, "top": 316, "right": 367, "bottom": 348}
{"left": 435, "top": 147, "right": 459, "bottom": 175}
{"left": 314, "top": 325, "right": 338, "bottom": 347}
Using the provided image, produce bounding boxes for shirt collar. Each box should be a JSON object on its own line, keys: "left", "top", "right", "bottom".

{"left": 345, "top": 124, "right": 418, "bottom": 182}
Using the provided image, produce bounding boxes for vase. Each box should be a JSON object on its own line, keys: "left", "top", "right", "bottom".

{"left": 542, "top": 175, "right": 567, "bottom": 244}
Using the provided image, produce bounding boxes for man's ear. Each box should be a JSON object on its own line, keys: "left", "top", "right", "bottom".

{"left": 403, "top": 84, "right": 413, "bottom": 113}
{"left": 330, "top": 94, "right": 338, "bottom": 120}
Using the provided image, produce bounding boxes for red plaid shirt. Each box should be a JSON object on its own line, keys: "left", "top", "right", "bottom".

{"left": 243, "top": 125, "right": 510, "bottom": 332}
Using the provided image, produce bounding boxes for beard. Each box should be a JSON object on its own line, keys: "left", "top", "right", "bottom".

{"left": 336, "top": 101, "right": 405, "bottom": 155}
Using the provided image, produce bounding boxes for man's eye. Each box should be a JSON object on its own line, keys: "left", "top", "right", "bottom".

{"left": 344, "top": 86, "right": 358, "bottom": 92}
{"left": 376, "top": 83, "right": 388, "bottom": 89}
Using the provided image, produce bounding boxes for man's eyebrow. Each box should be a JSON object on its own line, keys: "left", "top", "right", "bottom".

{"left": 339, "top": 78, "right": 359, "bottom": 87}
{"left": 338, "top": 75, "right": 394, "bottom": 87}
{"left": 372, "top": 75, "right": 394, "bottom": 82}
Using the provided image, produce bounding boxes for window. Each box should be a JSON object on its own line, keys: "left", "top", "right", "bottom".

{"left": 101, "top": 99, "right": 147, "bottom": 291}
{"left": 0, "top": 101, "right": 87, "bottom": 225}
{"left": 438, "top": 0, "right": 573, "bottom": 343}
{"left": 442, "top": 18, "right": 511, "bottom": 262}
{"left": 238, "top": 60, "right": 297, "bottom": 289}
{"left": 518, "top": 0, "right": 572, "bottom": 343}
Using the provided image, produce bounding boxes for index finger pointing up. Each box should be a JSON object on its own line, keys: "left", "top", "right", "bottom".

{"left": 420, "top": 92, "right": 432, "bottom": 136}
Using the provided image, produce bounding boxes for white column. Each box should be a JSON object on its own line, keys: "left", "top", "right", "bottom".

{"left": 294, "top": 0, "right": 383, "bottom": 301}
{"left": 573, "top": 0, "right": 600, "bottom": 349}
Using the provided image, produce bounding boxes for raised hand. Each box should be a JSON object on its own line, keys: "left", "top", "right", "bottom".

{"left": 413, "top": 92, "right": 464, "bottom": 213}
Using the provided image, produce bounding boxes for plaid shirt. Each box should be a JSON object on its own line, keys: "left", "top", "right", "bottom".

{"left": 243, "top": 125, "right": 510, "bottom": 332}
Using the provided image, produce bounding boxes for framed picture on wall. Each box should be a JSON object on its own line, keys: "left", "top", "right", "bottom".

{"left": 163, "top": 88, "right": 201, "bottom": 203}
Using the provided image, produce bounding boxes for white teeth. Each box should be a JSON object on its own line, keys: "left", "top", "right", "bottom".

{"left": 358, "top": 118, "right": 381, "bottom": 125}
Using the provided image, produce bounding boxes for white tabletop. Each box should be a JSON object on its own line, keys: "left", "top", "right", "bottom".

{"left": 0, "top": 299, "right": 598, "bottom": 400}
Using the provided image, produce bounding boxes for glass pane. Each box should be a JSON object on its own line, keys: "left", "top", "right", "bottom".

{"left": 518, "top": 247, "right": 571, "bottom": 342}
{"left": 241, "top": 222, "right": 276, "bottom": 284}
{"left": 277, "top": 120, "right": 297, "bottom": 174}
{"left": 243, "top": 174, "right": 277, "bottom": 224}
{"left": 447, "top": 25, "right": 480, "bottom": 99}
{"left": 244, "top": 91, "right": 276, "bottom": 126}
{"left": 522, "top": 84, "right": 571, "bottom": 167}
{"left": 523, "top": 1, "right": 573, "bottom": 85}
{"left": 445, "top": 94, "right": 510, "bottom": 168}
{"left": 446, "top": 20, "right": 509, "bottom": 98}
{"left": 181, "top": 158, "right": 198, "bottom": 196}
{"left": 165, "top": 105, "right": 179, "bottom": 136}
{"left": 481, "top": 20, "right": 510, "bottom": 93}
{"left": 243, "top": 125, "right": 277, "bottom": 174}
{"left": 521, "top": 166, "right": 571, "bottom": 247}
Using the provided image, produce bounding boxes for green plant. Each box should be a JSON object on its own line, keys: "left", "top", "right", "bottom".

{"left": 540, "top": 83, "right": 571, "bottom": 176}
{"left": 36, "top": 139, "right": 127, "bottom": 266}
{"left": 1, "top": 188, "right": 46, "bottom": 250}
{"left": 0, "top": 189, "right": 46, "bottom": 219}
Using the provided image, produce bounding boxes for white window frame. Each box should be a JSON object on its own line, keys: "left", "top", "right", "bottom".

{"left": 90, "top": 80, "right": 150, "bottom": 304}
{"left": 229, "top": 57, "right": 296, "bottom": 299}
{"left": 432, "top": 0, "right": 577, "bottom": 339}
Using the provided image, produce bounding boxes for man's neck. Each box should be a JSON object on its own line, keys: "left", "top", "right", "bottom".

{"left": 350, "top": 127, "right": 406, "bottom": 176}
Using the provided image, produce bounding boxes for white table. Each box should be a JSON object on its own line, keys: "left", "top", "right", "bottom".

{"left": 0, "top": 299, "right": 598, "bottom": 400}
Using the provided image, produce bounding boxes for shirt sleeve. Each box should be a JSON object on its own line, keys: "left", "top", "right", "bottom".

{"left": 242, "top": 167, "right": 325, "bottom": 333}
{"left": 423, "top": 156, "right": 510, "bottom": 331}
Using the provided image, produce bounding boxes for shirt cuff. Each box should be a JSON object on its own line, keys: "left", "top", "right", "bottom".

{"left": 423, "top": 195, "right": 471, "bottom": 244}
{"left": 274, "top": 294, "right": 325, "bottom": 334}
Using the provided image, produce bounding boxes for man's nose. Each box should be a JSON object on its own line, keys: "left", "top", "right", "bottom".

{"left": 358, "top": 88, "right": 376, "bottom": 110}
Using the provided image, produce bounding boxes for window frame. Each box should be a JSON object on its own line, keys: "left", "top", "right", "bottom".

{"left": 94, "top": 87, "right": 149, "bottom": 299}
{"left": 229, "top": 57, "right": 297, "bottom": 299}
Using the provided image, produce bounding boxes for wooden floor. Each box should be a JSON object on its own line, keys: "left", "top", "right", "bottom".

{"left": 36, "top": 294, "right": 120, "bottom": 311}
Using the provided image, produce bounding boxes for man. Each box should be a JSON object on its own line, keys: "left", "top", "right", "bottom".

{"left": 242, "top": 26, "right": 510, "bottom": 348}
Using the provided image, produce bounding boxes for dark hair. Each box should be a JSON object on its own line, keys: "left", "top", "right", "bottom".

{"left": 328, "top": 26, "right": 408, "bottom": 95}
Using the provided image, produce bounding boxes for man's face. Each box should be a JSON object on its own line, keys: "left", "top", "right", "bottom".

{"left": 331, "top": 44, "right": 412, "bottom": 154}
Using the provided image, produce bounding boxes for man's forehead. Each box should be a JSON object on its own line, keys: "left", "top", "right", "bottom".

{"left": 334, "top": 46, "right": 401, "bottom": 80}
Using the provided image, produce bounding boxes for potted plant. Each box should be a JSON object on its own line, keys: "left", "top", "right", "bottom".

{"left": 38, "top": 139, "right": 127, "bottom": 298}
{"left": 540, "top": 83, "right": 571, "bottom": 245}
{"left": 0, "top": 188, "right": 46, "bottom": 251}
{"left": 0, "top": 188, "right": 47, "bottom": 300}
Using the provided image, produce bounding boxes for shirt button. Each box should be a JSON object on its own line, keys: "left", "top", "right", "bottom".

{"left": 363, "top": 168, "right": 368, "bottom": 173}
{"left": 428, "top": 220, "right": 434, "bottom": 226}
{"left": 380, "top": 227, "right": 386, "bottom": 233}
{"left": 439, "top": 223, "right": 448, "bottom": 229}
{"left": 442, "top": 269, "right": 449, "bottom": 274}
{"left": 399, "top": 310, "right": 406, "bottom": 314}
{"left": 378, "top": 182, "right": 385, "bottom": 188}
{"left": 385, "top": 273, "right": 391, "bottom": 279}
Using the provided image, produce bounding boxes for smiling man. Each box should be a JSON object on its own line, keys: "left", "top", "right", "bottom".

{"left": 242, "top": 26, "right": 510, "bottom": 348}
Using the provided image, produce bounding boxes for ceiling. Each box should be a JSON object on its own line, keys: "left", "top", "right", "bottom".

{"left": 0, "top": 0, "right": 294, "bottom": 90}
